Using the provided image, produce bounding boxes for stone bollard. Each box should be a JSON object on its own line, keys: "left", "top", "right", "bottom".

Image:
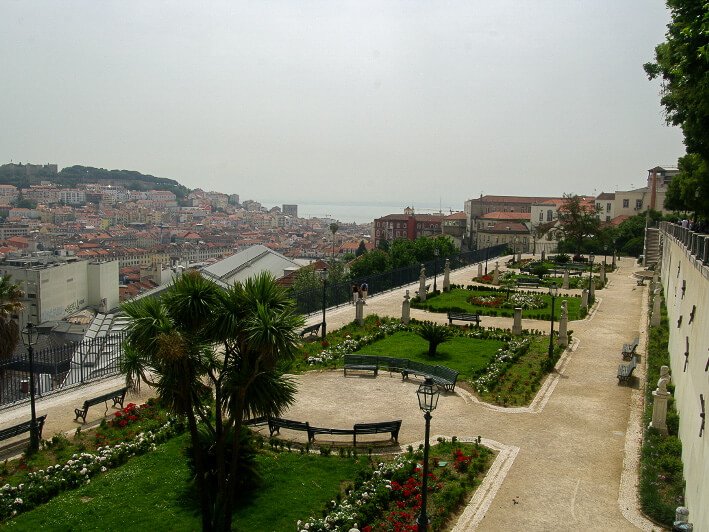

{"left": 562, "top": 269, "right": 569, "bottom": 290}
{"left": 443, "top": 258, "right": 451, "bottom": 292}
{"left": 651, "top": 289, "right": 662, "bottom": 327}
{"left": 541, "top": 249, "right": 546, "bottom": 261}
{"left": 512, "top": 307, "right": 523, "bottom": 335}
{"left": 581, "top": 289, "right": 588, "bottom": 310}
{"left": 418, "top": 264, "right": 427, "bottom": 302}
{"left": 516, "top": 251, "right": 522, "bottom": 263}
{"left": 599, "top": 263, "right": 606, "bottom": 285}
{"left": 401, "top": 290, "right": 411, "bottom": 325}
{"left": 492, "top": 262, "right": 500, "bottom": 286}
{"left": 650, "top": 366, "right": 671, "bottom": 435}
{"left": 558, "top": 300, "right": 568, "bottom": 347}
{"left": 355, "top": 297, "right": 365, "bottom": 326}
{"left": 477, "top": 263, "right": 483, "bottom": 278}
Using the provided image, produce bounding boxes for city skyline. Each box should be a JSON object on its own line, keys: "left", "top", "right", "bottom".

{"left": 1, "top": 1, "right": 685, "bottom": 205}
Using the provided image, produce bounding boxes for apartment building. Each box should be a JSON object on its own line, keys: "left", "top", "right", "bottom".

{"left": 373, "top": 208, "right": 444, "bottom": 247}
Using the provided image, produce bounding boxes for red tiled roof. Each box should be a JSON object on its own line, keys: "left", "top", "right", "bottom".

{"left": 480, "top": 212, "right": 531, "bottom": 220}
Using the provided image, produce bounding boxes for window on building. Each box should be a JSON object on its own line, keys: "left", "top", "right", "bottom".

{"left": 606, "top": 216, "right": 611, "bottom": 222}
{"left": 539, "top": 212, "right": 543, "bottom": 221}
{"left": 606, "top": 203, "right": 611, "bottom": 212}
{"left": 596, "top": 203, "right": 601, "bottom": 211}
{"left": 547, "top": 210, "right": 553, "bottom": 221}
{"left": 635, "top": 199, "right": 643, "bottom": 210}
{"left": 622, "top": 199, "right": 629, "bottom": 208}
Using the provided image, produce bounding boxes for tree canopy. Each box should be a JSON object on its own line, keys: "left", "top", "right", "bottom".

{"left": 555, "top": 194, "right": 601, "bottom": 255}
{"left": 644, "top": 0, "right": 709, "bottom": 218}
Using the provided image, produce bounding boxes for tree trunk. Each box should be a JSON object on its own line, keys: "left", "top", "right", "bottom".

{"left": 428, "top": 342, "right": 437, "bottom": 357}
{"left": 187, "top": 408, "right": 213, "bottom": 531}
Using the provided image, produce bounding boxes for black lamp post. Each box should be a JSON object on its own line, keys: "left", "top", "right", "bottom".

{"left": 416, "top": 377, "right": 440, "bottom": 532}
{"left": 587, "top": 253, "right": 595, "bottom": 294}
{"left": 547, "top": 283, "right": 558, "bottom": 359}
{"left": 318, "top": 268, "right": 328, "bottom": 340}
{"left": 21, "top": 322, "right": 40, "bottom": 454}
{"left": 433, "top": 248, "right": 439, "bottom": 293}
{"left": 484, "top": 237, "right": 490, "bottom": 275}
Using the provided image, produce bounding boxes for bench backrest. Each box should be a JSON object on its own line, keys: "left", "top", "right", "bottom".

{"left": 344, "top": 354, "right": 377, "bottom": 366}
{"left": 0, "top": 415, "right": 47, "bottom": 440}
{"left": 84, "top": 388, "right": 127, "bottom": 408}
{"left": 354, "top": 420, "right": 402, "bottom": 433}
{"left": 433, "top": 365, "right": 459, "bottom": 383}
{"left": 269, "top": 417, "right": 309, "bottom": 430}
{"left": 448, "top": 312, "right": 479, "bottom": 319}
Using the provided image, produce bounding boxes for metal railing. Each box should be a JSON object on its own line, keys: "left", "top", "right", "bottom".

{"left": 660, "top": 222, "right": 709, "bottom": 265}
{"left": 290, "top": 245, "right": 508, "bottom": 315}
{"left": 0, "top": 333, "right": 125, "bottom": 409}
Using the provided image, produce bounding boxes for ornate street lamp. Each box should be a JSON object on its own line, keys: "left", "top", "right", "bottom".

{"left": 318, "top": 268, "right": 328, "bottom": 340}
{"left": 21, "top": 322, "right": 40, "bottom": 454}
{"left": 433, "top": 248, "right": 439, "bottom": 293}
{"left": 547, "top": 283, "right": 558, "bottom": 359}
{"left": 416, "top": 377, "right": 440, "bottom": 532}
{"left": 588, "top": 253, "right": 595, "bottom": 294}
{"left": 484, "top": 237, "right": 490, "bottom": 275}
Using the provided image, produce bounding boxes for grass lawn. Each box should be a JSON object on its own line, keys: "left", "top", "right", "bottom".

{"left": 355, "top": 330, "right": 504, "bottom": 379}
{"left": 4, "top": 434, "right": 367, "bottom": 531}
{"left": 414, "top": 288, "right": 583, "bottom": 320}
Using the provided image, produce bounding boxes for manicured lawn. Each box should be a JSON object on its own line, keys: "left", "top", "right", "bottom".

{"left": 414, "top": 288, "right": 583, "bottom": 320}
{"left": 4, "top": 434, "right": 367, "bottom": 531}
{"left": 355, "top": 331, "right": 503, "bottom": 379}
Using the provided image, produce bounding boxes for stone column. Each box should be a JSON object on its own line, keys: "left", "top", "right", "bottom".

{"left": 418, "top": 264, "right": 427, "bottom": 302}
{"left": 558, "top": 300, "right": 568, "bottom": 347}
{"left": 562, "top": 269, "right": 569, "bottom": 290}
{"left": 492, "top": 262, "right": 500, "bottom": 286}
{"left": 649, "top": 366, "right": 671, "bottom": 435}
{"left": 651, "top": 288, "right": 662, "bottom": 327}
{"left": 477, "top": 263, "right": 483, "bottom": 278}
{"left": 581, "top": 289, "right": 588, "bottom": 310}
{"left": 401, "top": 290, "right": 411, "bottom": 325}
{"left": 355, "top": 297, "right": 365, "bottom": 326}
{"left": 442, "top": 259, "right": 451, "bottom": 292}
{"left": 599, "top": 263, "right": 606, "bottom": 285}
{"left": 589, "top": 278, "right": 595, "bottom": 302}
{"left": 512, "top": 307, "right": 523, "bottom": 335}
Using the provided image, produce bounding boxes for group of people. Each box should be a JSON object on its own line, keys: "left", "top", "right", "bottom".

{"left": 351, "top": 282, "right": 368, "bottom": 304}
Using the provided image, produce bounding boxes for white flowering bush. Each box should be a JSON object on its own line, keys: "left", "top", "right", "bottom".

{"left": 0, "top": 416, "right": 185, "bottom": 521}
{"left": 501, "top": 292, "right": 545, "bottom": 310}
{"left": 472, "top": 338, "right": 530, "bottom": 393}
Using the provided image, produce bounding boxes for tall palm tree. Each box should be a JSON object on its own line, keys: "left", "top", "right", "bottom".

{"left": 0, "top": 276, "right": 24, "bottom": 360}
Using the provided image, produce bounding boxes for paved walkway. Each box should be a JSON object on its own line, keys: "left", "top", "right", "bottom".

{"left": 0, "top": 256, "right": 656, "bottom": 530}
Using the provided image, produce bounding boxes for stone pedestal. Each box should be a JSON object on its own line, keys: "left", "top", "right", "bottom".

{"left": 581, "top": 289, "right": 588, "bottom": 310}
{"left": 562, "top": 269, "right": 569, "bottom": 290}
{"left": 512, "top": 307, "right": 523, "bottom": 335}
{"left": 558, "top": 300, "right": 568, "bottom": 347}
{"left": 599, "top": 263, "right": 606, "bottom": 285}
{"left": 651, "top": 290, "right": 662, "bottom": 327}
{"left": 355, "top": 298, "right": 364, "bottom": 325}
{"left": 589, "top": 280, "right": 595, "bottom": 302}
{"left": 650, "top": 366, "right": 672, "bottom": 435}
{"left": 401, "top": 290, "right": 411, "bottom": 325}
{"left": 516, "top": 251, "right": 522, "bottom": 263}
{"left": 418, "top": 265, "right": 427, "bottom": 302}
{"left": 477, "top": 263, "right": 483, "bottom": 278}
{"left": 442, "top": 259, "right": 451, "bottom": 292}
{"left": 541, "top": 250, "right": 546, "bottom": 261}
{"left": 492, "top": 262, "right": 500, "bottom": 286}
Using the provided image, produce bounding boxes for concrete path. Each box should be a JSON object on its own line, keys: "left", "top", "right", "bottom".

{"left": 0, "top": 256, "right": 656, "bottom": 531}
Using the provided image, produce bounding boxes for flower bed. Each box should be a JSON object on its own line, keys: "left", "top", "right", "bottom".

{"left": 472, "top": 338, "right": 531, "bottom": 394}
{"left": 0, "top": 409, "right": 185, "bottom": 521}
{"left": 298, "top": 440, "right": 493, "bottom": 531}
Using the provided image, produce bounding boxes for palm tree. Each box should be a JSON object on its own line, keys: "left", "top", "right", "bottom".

{"left": 0, "top": 276, "right": 24, "bottom": 360}
{"left": 329, "top": 222, "right": 339, "bottom": 260}
{"left": 120, "top": 270, "right": 302, "bottom": 531}
{"left": 417, "top": 321, "right": 453, "bottom": 357}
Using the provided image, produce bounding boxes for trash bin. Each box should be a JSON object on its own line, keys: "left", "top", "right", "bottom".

{"left": 20, "top": 379, "right": 29, "bottom": 394}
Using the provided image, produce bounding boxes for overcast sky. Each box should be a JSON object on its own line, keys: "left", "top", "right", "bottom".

{"left": 1, "top": 1, "right": 684, "bottom": 209}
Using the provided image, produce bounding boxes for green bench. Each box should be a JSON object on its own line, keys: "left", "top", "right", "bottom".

{"left": 74, "top": 387, "right": 128, "bottom": 423}
{"left": 0, "top": 415, "right": 47, "bottom": 445}
{"left": 343, "top": 354, "right": 378, "bottom": 376}
{"left": 617, "top": 356, "right": 637, "bottom": 384}
{"left": 447, "top": 312, "right": 481, "bottom": 326}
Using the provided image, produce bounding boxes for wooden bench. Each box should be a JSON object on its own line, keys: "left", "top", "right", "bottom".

{"left": 300, "top": 323, "right": 322, "bottom": 338}
{"left": 309, "top": 420, "right": 402, "bottom": 446}
{"left": 617, "top": 356, "right": 637, "bottom": 384}
{"left": 622, "top": 337, "right": 639, "bottom": 360}
{"left": 0, "top": 415, "right": 47, "bottom": 445}
{"left": 401, "top": 361, "right": 459, "bottom": 392}
{"left": 447, "top": 312, "right": 481, "bottom": 326}
{"left": 343, "top": 354, "right": 378, "bottom": 376}
{"left": 516, "top": 279, "right": 540, "bottom": 288}
{"left": 268, "top": 417, "right": 311, "bottom": 438}
{"left": 74, "top": 387, "right": 128, "bottom": 423}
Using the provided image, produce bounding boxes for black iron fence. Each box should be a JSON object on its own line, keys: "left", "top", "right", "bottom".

{"left": 0, "top": 333, "right": 125, "bottom": 409}
{"left": 290, "top": 244, "right": 508, "bottom": 315}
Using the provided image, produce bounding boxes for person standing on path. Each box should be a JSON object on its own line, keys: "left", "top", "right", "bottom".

{"left": 360, "top": 282, "right": 368, "bottom": 302}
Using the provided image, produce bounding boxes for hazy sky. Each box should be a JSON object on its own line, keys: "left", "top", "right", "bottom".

{"left": 1, "top": 1, "right": 685, "bottom": 209}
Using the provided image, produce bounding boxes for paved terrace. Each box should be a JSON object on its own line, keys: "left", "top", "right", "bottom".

{"left": 0, "top": 257, "right": 657, "bottom": 531}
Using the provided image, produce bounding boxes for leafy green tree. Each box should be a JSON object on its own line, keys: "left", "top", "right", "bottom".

{"left": 355, "top": 240, "right": 368, "bottom": 257}
{"left": 417, "top": 321, "right": 453, "bottom": 357}
{"left": 555, "top": 194, "right": 601, "bottom": 255}
{"left": 644, "top": 1, "right": 709, "bottom": 217}
{"left": 349, "top": 249, "right": 392, "bottom": 278}
{"left": 0, "top": 276, "right": 23, "bottom": 360}
{"left": 121, "top": 271, "right": 302, "bottom": 531}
